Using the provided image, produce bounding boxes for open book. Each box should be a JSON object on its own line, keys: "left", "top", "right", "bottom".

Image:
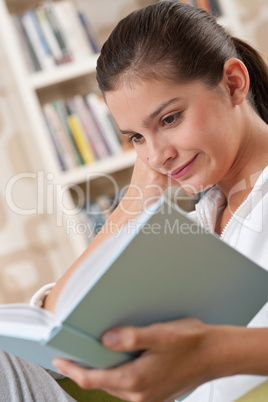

{"left": 0, "top": 197, "right": 267, "bottom": 371}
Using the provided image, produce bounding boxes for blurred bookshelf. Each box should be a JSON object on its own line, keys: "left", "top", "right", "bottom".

{"left": 162, "top": 0, "right": 245, "bottom": 36}
{"left": 0, "top": 0, "right": 137, "bottom": 265}
{"left": 0, "top": 0, "right": 245, "bottom": 265}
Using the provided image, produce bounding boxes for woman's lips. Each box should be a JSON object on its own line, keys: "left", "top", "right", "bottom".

{"left": 169, "top": 154, "right": 198, "bottom": 179}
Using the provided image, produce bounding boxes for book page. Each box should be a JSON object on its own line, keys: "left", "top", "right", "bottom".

{"left": 0, "top": 305, "right": 56, "bottom": 340}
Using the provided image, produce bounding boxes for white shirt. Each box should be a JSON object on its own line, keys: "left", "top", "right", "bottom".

{"left": 184, "top": 166, "right": 268, "bottom": 401}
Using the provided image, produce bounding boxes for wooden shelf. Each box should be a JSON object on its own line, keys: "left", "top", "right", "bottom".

{"left": 29, "top": 54, "right": 99, "bottom": 89}
{"left": 58, "top": 149, "right": 136, "bottom": 186}
{"left": 6, "top": 0, "right": 38, "bottom": 14}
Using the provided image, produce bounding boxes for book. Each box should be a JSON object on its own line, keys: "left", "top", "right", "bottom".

{"left": 196, "top": 0, "right": 211, "bottom": 12}
{"left": 44, "top": 0, "right": 72, "bottom": 64}
{"left": 179, "top": 0, "right": 196, "bottom": 5}
{"left": 42, "top": 103, "right": 67, "bottom": 170}
{"left": 11, "top": 15, "right": 40, "bottom": 73}
{"left": 83, "top": 191, "right": 126, "bottom": 238}
{"left": 53, "top": 100, "right": 83, "bottom": 166}
{"left": 65, "top": 99, "right": 95, "bottom": 165}
{"left": 86, "top": 93, "right": 122, "bottom": 155}
{"left": 72, "top": 95, "right": 110, "bottom": 160}
{"left": 43, "top": 103, "right": 77, "bottom": 170}
{"left": 0, "top": 197, "right": 267, "bottom": 372}
{"left": 20, "top": 10, "right": 55, "bottom": 71}
{"left": 208, "top": 0, "right": 222, "bottom": 17}
{"left": 83, "top": 97, "right": 112, "bottom": 157}
{"left": 35, "top": 6, "right": 68, "bottom": 66}
{"left": 53, "top": 0, "right": 93, "bottom": 61}
{"left": 83, "top": 193, "right": 120, "bottom": 238}
{"left": 78, "top": 12, "right": 100, "bottom": 54}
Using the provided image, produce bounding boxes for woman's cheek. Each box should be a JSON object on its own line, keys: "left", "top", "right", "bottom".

{"left": 135, "top": 147, "right": 150, "bottom": 166}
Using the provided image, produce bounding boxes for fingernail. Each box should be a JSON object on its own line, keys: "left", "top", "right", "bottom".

{"left": 102, "top": 331, "right": 118, "bottom": 346}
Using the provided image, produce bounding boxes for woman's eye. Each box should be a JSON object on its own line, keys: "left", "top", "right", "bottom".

{"left": 162, "top": 113, "right": 180, "bottom": 127}
{"left": 128, "top": 133, "right": 144, "bottom": 144}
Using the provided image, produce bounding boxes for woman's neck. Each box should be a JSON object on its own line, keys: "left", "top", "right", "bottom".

{"left": 218, "top": 111, "right": 268, "bottom": 211}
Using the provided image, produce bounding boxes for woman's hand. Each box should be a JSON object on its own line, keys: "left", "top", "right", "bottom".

{"left": 121, "top": 157, "right": 179, "bottom": 216}
{"left": 53, "top": 318, "right": 232, "bottom": 402}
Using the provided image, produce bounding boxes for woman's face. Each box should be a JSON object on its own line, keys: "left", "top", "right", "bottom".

{"left": 106, "top": 78, "right": 242, "bottom": 195}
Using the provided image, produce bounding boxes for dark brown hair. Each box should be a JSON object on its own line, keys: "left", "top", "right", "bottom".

{"left": 96, "top": 2, "right": 268, "bottom": 123}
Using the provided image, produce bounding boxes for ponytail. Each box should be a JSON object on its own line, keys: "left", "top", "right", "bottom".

{"left": 232, "top": 37, "right": 268, "bottom": 124}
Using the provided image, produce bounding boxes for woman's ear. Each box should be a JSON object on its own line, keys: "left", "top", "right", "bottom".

{"left": 222, "top": 58, "right": 250, "bottom": 105}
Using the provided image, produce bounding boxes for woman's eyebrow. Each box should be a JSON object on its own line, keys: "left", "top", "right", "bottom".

{"left": 119, "top": 129, "right": 138, "bottom": 135}
{"left": 142, "top": 97, "right": 181, "bottom": 128}
{"left": 119, "top": 97, "right": 181, "bottom": 135}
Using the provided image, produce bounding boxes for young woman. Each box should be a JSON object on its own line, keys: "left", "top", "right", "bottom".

{"left": 1, "top": 2, "right": 268, "bottom": 401}
{"left": 50, "top": 3, "right": 268, "bottom": 401}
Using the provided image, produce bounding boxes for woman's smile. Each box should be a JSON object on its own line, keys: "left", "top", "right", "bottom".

{"left": 168, "top": 154, "right": 199, "bottom": 180}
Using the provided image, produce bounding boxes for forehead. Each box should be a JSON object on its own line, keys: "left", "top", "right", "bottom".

{"left": 105, "top": 78, "right": 204, "bottom": 126}
{"left": 106, "top": 77, "right": 179, "bottom": 102}
{"left": 106, "top": 79, "right": 178, "bottom": 113}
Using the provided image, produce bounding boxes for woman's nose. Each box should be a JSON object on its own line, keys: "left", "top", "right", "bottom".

{"left": 147, "top": 140, "right": 177, "bottom": 170}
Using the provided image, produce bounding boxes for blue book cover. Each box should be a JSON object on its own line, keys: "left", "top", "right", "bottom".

{"left": 0, "top": 197, "right": 267, "bottom": 372}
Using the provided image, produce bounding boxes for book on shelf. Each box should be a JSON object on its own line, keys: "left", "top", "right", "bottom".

{"left": 86, "top": 201, "right": 106, "bottom": 235}
{"left": 20, "top": 10, "right": 55, "bottom": 71}
{"left": 83, "top": 191, "right": 125, "bottom": 239}
{"left": 11, "top": 15, "right": 41, "bottom": 73}
{"left": 86, "top": 93, "right": 123, "bottom": 156}
{"left": 178, "top": 0, "right": 196, "bottom": 4}
{"left": 165, "top": 0, "right": 197, "bottom": 5}
{"left": 76, "top": 208, "right": 96, "bottom": 244}
{"left": 53, "top": 100, "right": 84, "bottom": 167}
{"left": 43, "top": 0, "right": 72, "bottom": 64}
{"left": 161, "top": 0, "right": 222, "bottom": 16}
{"left": 41, "top": 91, "right": 132, "bottom": 171}
{"left": 66, "top": 98, "right": 96, "bottom": 165}
{"left": 107, "top": 113, "right": 133, "bottom": 152}
{"left": 35, "top": 5, "right": 68, "bottom": 66}
{"left": 83, "top": 97, "right": 113, "bottom": 157}
{"left": 43, "top": 103, "right": 70, "bottom": 171}
{"left": 0, "top": 196, "right": 267, "bottom": 372}
{"left": 195, "top": 0, "right": 211, "bottom": 12}
{"left": 208, "top": 0, "right": 222, "bottom": 17}
{"left": 11, "top": 0, "right": 99, "bottom": 72}
{"left": 72, "top": 95, "right": 111, "bottom": 160}
{"left": 53, "top": 0, "right": 95, "bottom": 61}
{"left": 78, "top": 12, "right": 100, "bottom": 54}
